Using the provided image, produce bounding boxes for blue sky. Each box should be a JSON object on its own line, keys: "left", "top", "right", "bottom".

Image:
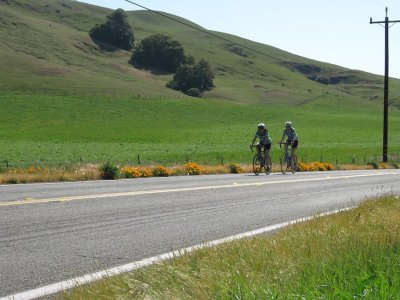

{"left": 78, "top": 0, "right": 400, "bottom": 78}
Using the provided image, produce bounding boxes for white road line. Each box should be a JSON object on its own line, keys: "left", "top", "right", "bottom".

{"left": 0, "top": 172, "right": 397, "bottom": 207}
{"left": 0, "top": 206, "right": 355, "bottom": 300}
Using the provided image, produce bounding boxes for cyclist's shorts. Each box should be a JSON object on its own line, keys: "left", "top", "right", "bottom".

{"left": 291, "top": 140, "right": 299, "bottom": 149}
{"left": 257, "top": 143, "right": 271, "bottom": 151}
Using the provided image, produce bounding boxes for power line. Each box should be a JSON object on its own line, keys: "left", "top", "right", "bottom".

{"left": 124, "top": 0, "right": 284, "bottom": 62}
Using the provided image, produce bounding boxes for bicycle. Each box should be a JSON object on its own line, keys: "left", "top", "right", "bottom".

{"left": 250, "top": 145, "right": 271, "bottom": 175}
{"left": 279, "top": 141, "right": 297, "bottom": 174}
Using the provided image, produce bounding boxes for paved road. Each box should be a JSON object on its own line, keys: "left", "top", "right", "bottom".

{"left": 1, "top": 170, "right": 399, "bottom": 298}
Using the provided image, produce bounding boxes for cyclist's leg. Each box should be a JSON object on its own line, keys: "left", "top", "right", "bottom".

{"left": 291, "top": 148, "right": 296, "bottom": 164}
{"left": 256, "top": 144, "right": 264, "bottom": 163}
{"left": 291, "top": 140, "right": 299, "bottom": 165}
{"left": 256, "top": 143, "right": 261, "bottom": 155}
{"left": 262, "top": 146, "right": 267, "bottom": 166}
{"left": 284, "top": 142, "right": 290, "bottom": 165}
{"left": 265, "top": 143, "right": 271, "bottom": 167}
{"left": 284, "top": 142, "right": 288, "bottom": 159}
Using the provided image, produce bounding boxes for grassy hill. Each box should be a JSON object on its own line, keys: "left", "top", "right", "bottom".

{"left": 1, "top": 0, "right": 399, "bottom": 104}
{"left": 0, "top": 0, "right": 399, "bottom": 168}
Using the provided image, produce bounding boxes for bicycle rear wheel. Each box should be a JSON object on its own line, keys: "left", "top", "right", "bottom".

{"left": 253, "top": 154, "right": 261, "bottom": 175}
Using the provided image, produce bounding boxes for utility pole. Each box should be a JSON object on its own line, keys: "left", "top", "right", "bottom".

{"left": 370, "top": 7, "right": 400, "bottom": 162}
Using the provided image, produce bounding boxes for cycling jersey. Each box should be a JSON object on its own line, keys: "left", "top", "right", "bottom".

{"left": 282, "top": 127, "right": 298, "bottom": 142}
{"left": 254, "top": 130, "right": 272, "bottom": 145}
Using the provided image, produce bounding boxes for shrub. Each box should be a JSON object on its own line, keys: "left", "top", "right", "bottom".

{"left": 229, "top": 164, "right": 243, "bottom": 174}
{"left": 185, "top": 162, "right": 202, "bottom": 175}
{"left": 367, "top": 160, "right": 379, "bottom": 169}
{"left": 185, "top": 88, "right": 202, "bottom": 98}
{"left": 153, "top": 165, "right": 170, "bottom": 177}
{"left": 7, "top": 178, "right": 17, "bottom": 184}
{"left": 130, "top": 34, "right": 187, "bottom": 73}
{"left": 167, "top": 59, "right": 215, "bottom": 94}
{"left": 100, "top": 162, "right": 119, "bottom": 180}
{"left": 89, "top": 9, "right": 134, "bottom": 51}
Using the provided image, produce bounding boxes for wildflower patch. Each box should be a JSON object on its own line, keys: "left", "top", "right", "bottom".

{"left": 297, "top": 162, "right": 335, "bottom": 172}
{"left": 185, "top": 162, "right": 202, "bottom": 175}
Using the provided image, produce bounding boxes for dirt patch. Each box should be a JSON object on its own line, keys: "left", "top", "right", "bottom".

{"left": 110, "top": 63, "right": 157, "bottom": 81}
{"left": 281, "top": 62, "right": 370, "bottom": 85}
{"left": 36, "top": 67, "right": 72, "bottom": 76}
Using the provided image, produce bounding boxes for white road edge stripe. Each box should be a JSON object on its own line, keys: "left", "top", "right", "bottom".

{"left": 1, "top": 206, "right": 356, "bottom": 300}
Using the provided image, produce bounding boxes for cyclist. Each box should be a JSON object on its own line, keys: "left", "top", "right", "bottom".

{"left": 250, "top": 123, "right": 272, "bottom": 170}
{"left": 280, "top": 121, "right": 298, "bottom": 166}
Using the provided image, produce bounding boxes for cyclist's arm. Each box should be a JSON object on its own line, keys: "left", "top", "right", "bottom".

{"left": 280, "top": 130, "right": 286, "bottom": 143}
{"left": 251, "top": 134, "right": 257, "bottom": 146}
{"left": 292, "top": 128, "right": 298, "bottom": 140}
{"left": 266, "top": 130, "right": 272, "bottom": 144}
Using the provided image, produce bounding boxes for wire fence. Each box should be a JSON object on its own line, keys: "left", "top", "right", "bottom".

{"left": 0, "top": 87, "right": 187, "bottom": 99}
{"left": 1, "top": 153, "right": 399, "bottom": 170}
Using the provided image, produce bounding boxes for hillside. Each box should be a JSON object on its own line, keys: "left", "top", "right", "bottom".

{"left": 1, "top": 0, "right": 399, "bottom": 106}
{"left": 1, "top": 0, "right": 400, "bottom": 168}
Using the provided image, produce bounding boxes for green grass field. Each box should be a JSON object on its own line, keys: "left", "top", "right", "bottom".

{"left": 1, "top": 92, "right": 399, "bottom": 168}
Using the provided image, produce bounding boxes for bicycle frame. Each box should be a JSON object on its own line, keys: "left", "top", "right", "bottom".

{"left": 250, "top": 145, "right": 270, "bottom": 175}
{"left": 279, "top": 141, "right": 296, "bottom": 174}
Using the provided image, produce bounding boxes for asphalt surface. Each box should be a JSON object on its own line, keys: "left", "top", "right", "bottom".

{"left": 1, "top": 169, "right": 399, "bottom": 298}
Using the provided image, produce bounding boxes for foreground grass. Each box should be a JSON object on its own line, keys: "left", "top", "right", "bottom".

{"left": 62, "top": 194, "right": 400, "bottom": 299}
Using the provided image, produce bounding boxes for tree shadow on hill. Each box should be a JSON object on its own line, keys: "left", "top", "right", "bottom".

{"left": 90, "top": 38, "right": 121, "bottom": 53}
{"left": 128, "top": 60, "right": 173, "bottom": 76}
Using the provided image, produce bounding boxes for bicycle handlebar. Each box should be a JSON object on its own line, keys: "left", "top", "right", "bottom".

{"left": 279, "top": 141, "right": 295, "bottom": 149}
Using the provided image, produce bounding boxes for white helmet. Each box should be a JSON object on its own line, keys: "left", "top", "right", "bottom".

{"left": 285, "top": 121, "right": 292, "bottom": 127}
{"left": 258, "top": 123, "right": 265, "bottom": 129}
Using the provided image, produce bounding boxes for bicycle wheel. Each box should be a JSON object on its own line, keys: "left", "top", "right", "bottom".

{"left": 290, "top": 159, "right": 296, "bottom": 174}
{"left": 280, "top": 153, "right": 287, "bottom": 174}
{"left": 253, "top": 154, "right": 261, "bottom": 175}
{"left": 291, "top": 154, "right": 298, "bottom": 174}
{"left": 265, "top": 156, "right": 271, "bottom": 175}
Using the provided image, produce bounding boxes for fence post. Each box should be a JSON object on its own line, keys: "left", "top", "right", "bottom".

{"left": 137, "top": 154, "right": 141, "bottom": 165}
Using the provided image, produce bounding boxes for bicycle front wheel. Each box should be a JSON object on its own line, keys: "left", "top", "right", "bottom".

{"left": 290, "top": 160, "right": 296, "bottom": 174}
{"left": 253, "top": 154, "right": 261, "bottom": 175}
{"left": 280, "top": 153, "right": 287, "bottom": 174}
{"left": 290, "top": 154, "right": 298, "bottom": 174}
{"left": 265, "top": 156, "right": 271, "bottom": 175}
